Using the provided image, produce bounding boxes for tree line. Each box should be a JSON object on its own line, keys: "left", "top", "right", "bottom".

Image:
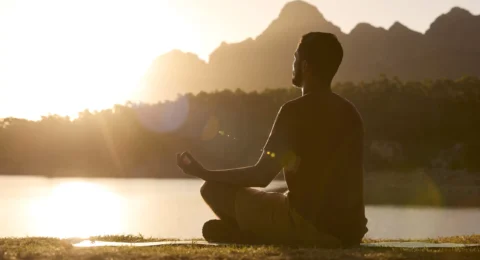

{"left": 1, "top": 76, "right": 479, "bottom": 178}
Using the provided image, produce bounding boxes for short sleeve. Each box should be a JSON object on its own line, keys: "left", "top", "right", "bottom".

{"left": 262, "top": 105, "right": 292, "bottom": 160}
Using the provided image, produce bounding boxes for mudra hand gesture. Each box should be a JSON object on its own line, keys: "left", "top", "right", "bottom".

{"left": 176, "top": 151, "right": 206, "bottom": 177}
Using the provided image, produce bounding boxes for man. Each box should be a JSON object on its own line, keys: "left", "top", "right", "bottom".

{"left": 177, "top": 32, "right": 368, "bottom": 247}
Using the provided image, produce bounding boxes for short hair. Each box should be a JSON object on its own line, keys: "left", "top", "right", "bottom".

{"left": 297, "top": 32, "right": 343, "bottom": 82}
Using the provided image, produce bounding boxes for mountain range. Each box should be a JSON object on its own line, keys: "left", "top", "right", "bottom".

{"left": 140, "top": 0, "right": 480, "bottom": 102}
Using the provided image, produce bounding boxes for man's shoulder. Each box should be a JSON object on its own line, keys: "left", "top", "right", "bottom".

{"left": 281, "top": 94, "right": 309, "bottom": 110}
{"left": 280, "top": 93, "right": 363, "bottom": 122}
{"left": 331, "top": 93, "right": 364, "bottom": 129}
{"left": 276, "top": 97, "right": 304, "bottom": 120}
{"left": 282, "top": 92, "right": 349, "bottom": 109}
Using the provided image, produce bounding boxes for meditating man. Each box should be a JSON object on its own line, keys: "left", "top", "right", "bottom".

{"left": 177, "top": 32, "right": 368, "bottom": 247}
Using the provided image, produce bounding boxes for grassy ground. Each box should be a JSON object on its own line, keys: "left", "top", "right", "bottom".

{"left": 0, "top": 235, "right": 479, "bottom": 260}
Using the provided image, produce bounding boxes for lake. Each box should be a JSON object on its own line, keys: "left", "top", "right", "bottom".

{"left": 1, "top": 176, "right": 479, "bottom": 239}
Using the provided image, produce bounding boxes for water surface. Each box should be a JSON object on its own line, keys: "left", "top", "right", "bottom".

{"left": 1, "top": 176, "right": 479, "bottom": 239}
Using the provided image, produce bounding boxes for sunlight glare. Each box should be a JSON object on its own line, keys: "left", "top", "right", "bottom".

{"left": 30, "top": 181, "right": 123, "bottom": 238}
{"left": 0, "top": 0, "right": 192, "bottom": 120}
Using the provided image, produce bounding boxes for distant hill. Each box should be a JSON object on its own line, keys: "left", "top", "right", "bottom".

{"left": 140, "top": 0, "right": 480, "bottom": 102}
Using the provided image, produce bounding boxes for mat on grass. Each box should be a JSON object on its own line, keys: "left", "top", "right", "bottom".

{"left": 73, "top": 240, "right": 222, "bottom": 247}
{"left": 72, "top": 240, "right": 480, "bottom": 248}
{"left": 361, "top": 242, "right": 480, "bottom": 248}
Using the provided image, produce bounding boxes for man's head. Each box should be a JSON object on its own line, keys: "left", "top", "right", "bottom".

{"left": 292, "top": 32, "right": 343, "bottom": 88}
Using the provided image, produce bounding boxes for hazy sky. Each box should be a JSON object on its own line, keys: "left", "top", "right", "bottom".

{"left": 1, "top": 0, "right": 479, "bottom": 119}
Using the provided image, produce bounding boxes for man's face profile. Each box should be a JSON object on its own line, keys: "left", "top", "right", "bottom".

{"left": 292, "top": 51, "right": 303, "bottom": 88}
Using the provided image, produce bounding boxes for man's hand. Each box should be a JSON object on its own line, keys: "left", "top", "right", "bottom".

{"left": 176, "top": 151, "right": 206, "bottom": 177}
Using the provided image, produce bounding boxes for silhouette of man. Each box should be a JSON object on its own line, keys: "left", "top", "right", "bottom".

{"left": 177, "top": 32, "right": 368, "bottom": 247}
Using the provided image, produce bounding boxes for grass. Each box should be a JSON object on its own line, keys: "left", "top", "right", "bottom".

{"left": 0, "top": 235, "right": 479, "bottom": 260}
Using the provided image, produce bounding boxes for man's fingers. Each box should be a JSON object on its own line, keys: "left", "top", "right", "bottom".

{"left": 182, "top": 154, "right": 192, "bottom": 165}
{"left": 177, "top": 153, "right": 188, "bottom": 170}
{"left": 178, "top": 151, "right": 193, "bottom": 165}
{"left": 177, "top": 151, "right": 200, "bottom": 177}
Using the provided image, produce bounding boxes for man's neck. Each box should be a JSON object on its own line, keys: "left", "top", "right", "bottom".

{"left": 302, "top": 80, "right": 332, "bottom": 96}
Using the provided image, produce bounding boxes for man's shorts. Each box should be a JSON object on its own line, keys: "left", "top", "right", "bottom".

{"left": 235, "top": 188, "right": 341, "bottom": 246}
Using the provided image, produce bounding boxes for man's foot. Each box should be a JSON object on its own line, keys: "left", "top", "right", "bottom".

{"left": 202, "top": 219, "right": 253, "bottom": 244}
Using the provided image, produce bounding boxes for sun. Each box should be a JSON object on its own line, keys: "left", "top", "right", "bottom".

{"left": 29, "top": 181, "right": 124, "bottom": 238}
{"left": 1, "top": 0, "right": 190, "bottom": 120}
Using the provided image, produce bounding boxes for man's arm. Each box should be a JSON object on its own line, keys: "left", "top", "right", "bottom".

{"left": 195, "top": 151, "right": 283, "bottom": 187}
{"left": 177, "top": 105, "right": 292, "bottom": 187}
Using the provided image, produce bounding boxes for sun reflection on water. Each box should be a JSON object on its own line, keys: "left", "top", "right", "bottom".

{"left": 30, "top": 181, "right": 123, "bottom": 238}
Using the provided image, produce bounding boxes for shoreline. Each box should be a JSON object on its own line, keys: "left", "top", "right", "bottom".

{"left": 2, "top": 168, "right": 479, "bottom": 207}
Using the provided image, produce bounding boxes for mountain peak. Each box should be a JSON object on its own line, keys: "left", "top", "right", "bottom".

{"left": 350, "top": 23, "right": 386, "bottom": 35}
{"left": 388, "top": 21, "right": 422, "bottom": 37}
{"left": 278, "top": 0, "right": 325, "bottom": 21}
{"left": 448, "top": 6, "right": 473, "bottom": 17}
{"left": 389, "top": 22, "right": 407, "bottom": 31}
{"left": 426, "top": 6, "right": 479, "bottom": 37}
{"left": 256, "top": 0, "right": 342, "bottom": 40}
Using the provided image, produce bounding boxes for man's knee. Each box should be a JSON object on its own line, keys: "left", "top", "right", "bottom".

{"left": 200, "top": 181, "right": 238, "bottom": 206}
{"left": 200, "top": 181, "right": 215, "bottom": 202}
{"left": 201, "top": 181, "right": 239, "bottom": 223}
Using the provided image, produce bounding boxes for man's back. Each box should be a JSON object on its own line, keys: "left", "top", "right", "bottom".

{"left": 264, "top": 90, "right": 368, "bottom": 245}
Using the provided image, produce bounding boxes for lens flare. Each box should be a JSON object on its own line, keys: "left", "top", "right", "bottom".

{"left": 135, "top": 96, "right": 189, "bottom": 133}
{"left": 201, "top": 116, "right": 219, "bottom": 141}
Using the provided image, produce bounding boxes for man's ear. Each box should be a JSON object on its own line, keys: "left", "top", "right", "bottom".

{"left": 301, "top": 60, "right": 308, "bottom": 74}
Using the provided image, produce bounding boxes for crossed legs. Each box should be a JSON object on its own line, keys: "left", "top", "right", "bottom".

{"left": 200, "top": 181, "right": 342, "bottom": 247}
{"left": 200, "top": 181, "right": 240, "bottom": 227}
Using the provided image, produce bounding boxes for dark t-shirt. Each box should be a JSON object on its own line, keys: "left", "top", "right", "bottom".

{"left": 263, "top": 90, "right": 368, "bottom": 245}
